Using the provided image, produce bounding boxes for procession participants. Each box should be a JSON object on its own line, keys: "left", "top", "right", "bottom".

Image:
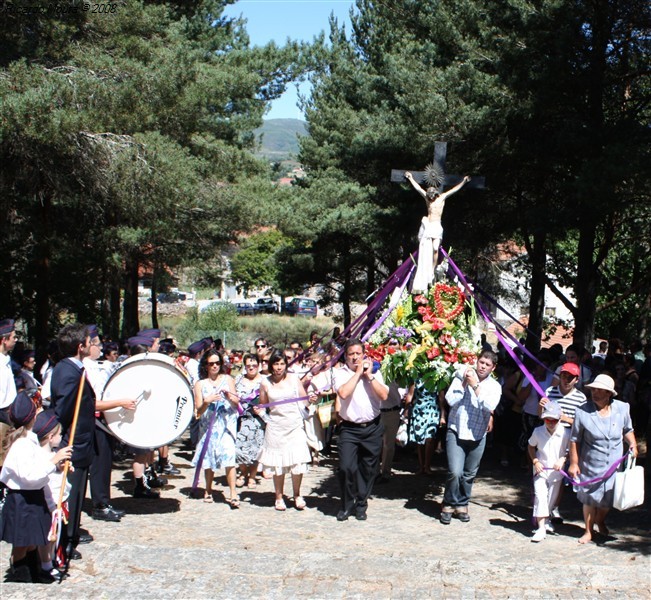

{"left": 235, "top": 354, "right": 266, "bottom": 489}
{"left": 551, "top": 344, "right": 593, "bottom": 392}
{"left": 302, "top": 351, "right": 327, "bottom": 465}
{"left": 1, "top": 319, "right": 18, "bottom": 464}
{"left": 258, "top": 350, "right": 313, "bottom": 511}
{"left": 137, "top": 328, "right": 161, "bottom": 353}
{"left": 254, "top": 338, "right": 268, "bottom": 363}
{"left": 187, "top": 339, "right": 209, "bottom": 448}
{"left": 85, "top": 326, "right": 132, "bottom": 522}
{"left": 191, "top": 350, "right": 240, "bottom": 507}
{"left": 50, "top": 323, "right": 97, "bottom": 558}
{"left": 405, "top": 380, "right": 442, "bottom": 475}
{"left": 378, "top": 380, "right": 406, "bottom": 483}
{"left": 102, "top": 342, "right": 119, "bottom": 363}
{"left": 518, "top": 352, "right": 553, "bottom": 456}
{"left": 125, "top": 337, "right": 167, "bottom": 498}
{"left": 569, "top": 375, "right": 638, "bottom": 544}
{"left": 540, "top": 362, "right": 587, "bottom": 429}
{"left": 333, "top": 339, "right": 389, "bottom": 521}
{"left": 20, "top": 350, "right": 39, "bottom": 392}
{"left": 527, "top": 401, "right": 570, "bottom": 542}
{"left": 440, "top": 350, "right": 501, "bottom": 524}
{"left": 0, "top": 393, "right": 72, "bottom": 583}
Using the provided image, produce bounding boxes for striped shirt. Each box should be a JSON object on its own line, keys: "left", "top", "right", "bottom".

{"left": 545, "top": 385, "right": 586, "bottom": 427}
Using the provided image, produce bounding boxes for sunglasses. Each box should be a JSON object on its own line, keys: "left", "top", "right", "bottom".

{"left": 255, "top": 344, "right": 267, "bottom": 349}
{"left": 207, "top": 361, "right": 221, "bottom": 366}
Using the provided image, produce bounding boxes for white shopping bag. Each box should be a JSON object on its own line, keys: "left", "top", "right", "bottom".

{"left": 613, "top": 454, "right": 644, "bottom": 511}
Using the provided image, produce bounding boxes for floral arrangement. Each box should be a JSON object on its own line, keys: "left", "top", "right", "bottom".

{"left": 366, "top": 281, "right": 480, "bottom": 392}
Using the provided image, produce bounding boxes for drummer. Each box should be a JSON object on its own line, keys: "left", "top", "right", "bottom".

{"left": 85, "top": 325, "right": 134, "bottom": 522}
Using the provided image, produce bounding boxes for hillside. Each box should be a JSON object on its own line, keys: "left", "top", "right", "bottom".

{"left": 255, "top": 118, "right": 307, "bottom": 160}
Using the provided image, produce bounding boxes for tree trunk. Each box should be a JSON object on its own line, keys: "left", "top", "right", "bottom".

{"left": 108, "top": 281, "right": 121, "bottom": 341}
{"left": 573, "top": 222, "right": 597, "bottom": 349}
{"left": 341, "top": 264, "right": 351, "bottom": 328}
{"left": 151, "top": 265, "right": 159, "bottom": 330}
{"left": 526, "top": 232, "right": 547, "bottom": 354}
{"left": 121, "top": 256, "right": 140, "bottom": 337}
{"left": 34, "top": 194, "right": 51, "bottom": 358}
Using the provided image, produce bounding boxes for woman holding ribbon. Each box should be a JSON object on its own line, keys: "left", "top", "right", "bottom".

{"left": 257, "top": 350, "right": 313, "bottom": 511}
{"left": 235, "top": 353, "right": 267, "bottom": 489}
{"left": 191, "top": 350, "right": 240, "bottom": 507}
{"left": 568, "top": 374, "right": 638, "bottom": 544}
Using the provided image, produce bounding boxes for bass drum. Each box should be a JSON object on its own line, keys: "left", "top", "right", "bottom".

{"left": 102, "top": 353, "right": 194, "bottom": 449}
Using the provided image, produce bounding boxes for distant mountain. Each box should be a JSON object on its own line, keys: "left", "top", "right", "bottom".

{"left": 255, "top": 118, "right": 307, "bottom": 160}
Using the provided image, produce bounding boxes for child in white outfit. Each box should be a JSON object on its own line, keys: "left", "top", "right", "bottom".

{"left": 527, "top": 401, "right": 570, "bottom": 542}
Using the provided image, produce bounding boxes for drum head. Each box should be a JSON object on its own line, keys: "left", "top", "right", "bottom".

{"left": 102, "top": 353, "right": 194, "bottom": 449}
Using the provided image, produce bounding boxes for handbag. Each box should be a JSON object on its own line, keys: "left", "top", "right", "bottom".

{"left": 613, "top": 453, "right": 644, "bottom": 511}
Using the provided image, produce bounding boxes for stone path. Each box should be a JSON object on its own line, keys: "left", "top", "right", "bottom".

{"left": 2, "top": 437, "right": 649, "bottom": 598}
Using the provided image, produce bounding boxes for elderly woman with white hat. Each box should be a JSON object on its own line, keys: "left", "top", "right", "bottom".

{"left": 568, "top": 374, "right": 638, "bottom": 544}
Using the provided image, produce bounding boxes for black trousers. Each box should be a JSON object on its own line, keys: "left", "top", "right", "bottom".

{"left": 337, "top": 419, "right": 384, "bottom": 513}
{"left": 64, "top": 464, "right": 90, "bottom": 548}
{"left": 89, "top": 425, "right": 113, "bottom": 507}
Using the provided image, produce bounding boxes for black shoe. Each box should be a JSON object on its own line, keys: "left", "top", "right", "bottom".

{"left": 8, "top": 558, "right": 33, "bottom": 583}
{"left": 70, "top": 548, "right": 82, "bottom": 560}
{"left": 38, "top": 567, "right": 63, "bottom": 584}
{"left": 77, "top": 530, "right": 94, "bottom": 544}
{"left": 158, "top": 461, "right": 181, "bottom": 475}
{"left": 106, "top": 504, "right": 126, "bottom": 517}
{"left": 134, "top": 485, "right": 160, "bottom": 499}
{"left": 455, "top": 511, "right": 470, "bottom": 523}
{"left": 92, "top": 505, "right": 122, "bottom": 522}
{"left": 440, "top": 511, "right": 452, "bottom": 525}
{"left": 355, "top": 508, "right": 368, "bottom": 521}
{"left": 146, "top": 474, "right": 168, "bottom": 488}
{"left": 336, "top": 510, "right": 351, "bottom": 522}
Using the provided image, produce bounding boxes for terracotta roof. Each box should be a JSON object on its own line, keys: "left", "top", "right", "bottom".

{"left": 505, "top": 315, "right": 574, "bottom": 348}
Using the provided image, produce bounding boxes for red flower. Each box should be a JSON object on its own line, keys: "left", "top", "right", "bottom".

{"left": 414, "top": 294, "right": 428, "bottom": 305}
{"left": 427, "top": 347, "right": 441, "bottom": 359}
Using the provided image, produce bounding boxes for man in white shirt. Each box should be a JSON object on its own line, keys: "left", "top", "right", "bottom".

{"left": 440, "top": 350, "right": 501, "bottom": 524}
{"left": 0, "top": 318, "right": 18, "bottom": 465}
{"left": 333, "top": 339, "right": 389, "bottom": 521}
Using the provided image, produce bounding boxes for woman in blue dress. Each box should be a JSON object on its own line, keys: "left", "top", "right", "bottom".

{"left": 406, "top": 379, "right": 442, "bottom": 474}
{"left": 569, "top": 374, "right": 637, "bottom": 544}
{"left": 191, "top": 350, "right": 240, "bottom": 507}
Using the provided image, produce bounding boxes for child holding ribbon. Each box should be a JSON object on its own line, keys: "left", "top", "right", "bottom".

{"left": 527, "top": 401, "right": 570, "bottom": 542}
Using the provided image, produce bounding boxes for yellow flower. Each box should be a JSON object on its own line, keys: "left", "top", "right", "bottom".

{"left": 395, "top": 305, "right": 405, "bottom": 325}
{"left": 406, "top": 343, "right": 427, "bottom": 369}
{"left": 415, "top": 321, "right": 432, "bottom": 334}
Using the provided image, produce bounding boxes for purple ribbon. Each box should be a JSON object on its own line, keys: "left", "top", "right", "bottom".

{"left": 362, "top": 260, "right": 416, "bottom": 342}
{"left": 440, "top": 248, "right": 547, "bottom": 399}
{"left": 541, "top": 453, "right": 628, "bottom": 487}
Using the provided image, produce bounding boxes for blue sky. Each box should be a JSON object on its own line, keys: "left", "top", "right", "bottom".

{"left": 223, "top": 0, "right": 354, "bottom": 120}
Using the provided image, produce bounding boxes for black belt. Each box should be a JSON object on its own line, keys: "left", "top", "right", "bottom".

{"left": 380, "top": 406, "right": 401, "bottom": 413}
{"left": 341, "top": 415, "right": 381, "bottom": 428}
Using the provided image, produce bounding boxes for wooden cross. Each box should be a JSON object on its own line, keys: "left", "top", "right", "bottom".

{"left": 391, "top": 141, "right": 485, "bottom": 191}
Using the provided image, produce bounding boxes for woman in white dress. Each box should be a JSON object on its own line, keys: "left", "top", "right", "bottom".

{"left": 258, "top": 350, "right": 314, "bottom": 511}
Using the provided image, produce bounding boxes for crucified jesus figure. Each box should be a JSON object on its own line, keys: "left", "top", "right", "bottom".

{"left": 405, "top": 172, "right": 470, "bottom": 292}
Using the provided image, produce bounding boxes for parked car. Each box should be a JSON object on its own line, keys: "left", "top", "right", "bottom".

{"left": 283, "top": 297, "right": 318, "bottom": 318}
{"left": 253, "top": 297, "right": 279, "bottom": 314}
{"left": 154, "top": 291, "right": 186, "bottom": 303}
{"left": 235, "top": 302, "right": 256, "bottom": 316}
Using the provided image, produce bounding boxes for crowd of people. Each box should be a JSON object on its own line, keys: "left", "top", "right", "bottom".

{"left": 0, "top": 315, "right": 647, "bottom": 584}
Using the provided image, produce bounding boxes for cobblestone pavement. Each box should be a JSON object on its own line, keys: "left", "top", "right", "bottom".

{"left": 2, "top": 436, "right": 649, "bottom": 599}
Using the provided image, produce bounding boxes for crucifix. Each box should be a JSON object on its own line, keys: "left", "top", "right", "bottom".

{"left": 391, "top": 141, "right": 485, "bottom": 292}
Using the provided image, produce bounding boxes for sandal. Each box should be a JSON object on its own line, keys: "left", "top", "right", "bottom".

{"left": 228, "top": 496, "right": 240, "bottom": 509}
{"left": 294, "top": 496, "right": 306, "bottom": 510}
{"left": 274, "top": 498, "right": 286, "bottom": 511}
{"left": 203, "top": 491, "right": 213, "bottom": 503}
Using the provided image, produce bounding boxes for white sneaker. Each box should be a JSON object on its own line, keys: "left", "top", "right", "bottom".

{"left": 545, "top": 519, "right": 555, "bottom": 534}
{"left": 531, "top": 528, "right": 546, "bottom": 543}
